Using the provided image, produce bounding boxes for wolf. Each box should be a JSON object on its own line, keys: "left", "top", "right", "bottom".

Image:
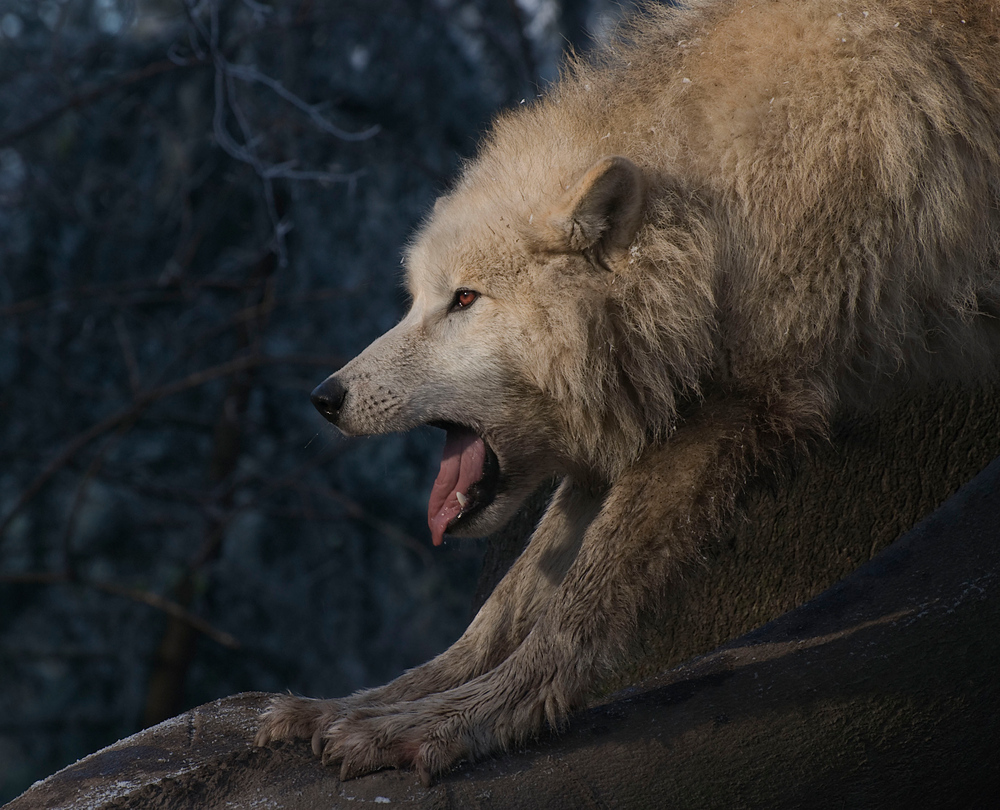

{"left": 256, "top": 0, "right": 1000, "bottom": 784}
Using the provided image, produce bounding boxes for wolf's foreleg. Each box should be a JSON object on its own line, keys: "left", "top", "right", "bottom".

{"left": 255, "top": 477, "right": 601, "bottom": 750}
{"left": 314, "top": 394, "right": 814, "bottom": 783}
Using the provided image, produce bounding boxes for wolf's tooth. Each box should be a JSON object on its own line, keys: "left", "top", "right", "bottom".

{"left": 456, "top": 491, "right": 468, "bottom": 507}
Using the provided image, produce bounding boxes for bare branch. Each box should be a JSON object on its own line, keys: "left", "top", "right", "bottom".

{"left": 0, "top": 59, "right": 206, "bottom": 150}
{"left": 93, "top": 579, "right": 240, "bottom": 649}
{"left": 0, "top": 352, "right": 337, "bottom": 544}
{"left": 240, "top": 0, "right": 274, "bottom": 17}
{"left": 114, "top": 315, "right": 143, "bottom": 395}
{"left": 181, "top": 0, "right": 377, "bottom": 266}
{"left": 322, "top": 487, "right": 432, "bottom": 564}
{"left": 223, "top": 63, "right": 380, "bottom": 142}
{"left": 0, "top": 572, "right": 240, "bottom": 650}
{"left": 58, "top": 433, "right": 124, "bottom": 571}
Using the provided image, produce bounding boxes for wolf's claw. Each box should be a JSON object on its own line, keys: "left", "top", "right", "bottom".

{"left": 314, "top": 700, "right": 478, "bottom": 785}
{"left": 255, "top": 694, "right": 347, "bottom": 749}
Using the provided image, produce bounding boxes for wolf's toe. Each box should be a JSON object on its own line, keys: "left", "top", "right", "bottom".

{"left": 255, "top": 695, "right": 343, "bottom": 747}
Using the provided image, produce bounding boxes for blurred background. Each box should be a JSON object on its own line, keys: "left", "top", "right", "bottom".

{"left": 0, "top": 0, "right": 640, "bottom": 799}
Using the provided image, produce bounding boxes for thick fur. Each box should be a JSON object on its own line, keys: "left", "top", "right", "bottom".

{"left": 257, "top": 0, "right": 1000, "bottom": 784}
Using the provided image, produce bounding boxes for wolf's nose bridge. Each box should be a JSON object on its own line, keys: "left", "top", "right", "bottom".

{"left": 311, "top": 377, "right": 347, "bottom": 424}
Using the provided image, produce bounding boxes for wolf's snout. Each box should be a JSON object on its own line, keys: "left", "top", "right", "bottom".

{"left": 311, "top": 377, "right": 347, "bottom": 424}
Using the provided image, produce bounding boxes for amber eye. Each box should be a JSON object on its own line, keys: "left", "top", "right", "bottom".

{"left": 452, "top": 288, "right": 479, "bottom": 310}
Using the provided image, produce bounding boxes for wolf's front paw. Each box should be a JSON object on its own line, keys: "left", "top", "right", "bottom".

{"left": 318, "top": 698, "right": 495, "bottom": 787}
{"left": 255, "top": 694, "right": 351, "bottom": 755}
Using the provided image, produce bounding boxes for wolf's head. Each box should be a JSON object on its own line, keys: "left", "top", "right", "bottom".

{"left": 312, "top": 153, "right": 713, "bottom": 545}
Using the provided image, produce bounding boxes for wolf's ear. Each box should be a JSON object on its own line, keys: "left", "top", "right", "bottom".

{"left": 545, "top": 156, "right": 645, "bottom": 266}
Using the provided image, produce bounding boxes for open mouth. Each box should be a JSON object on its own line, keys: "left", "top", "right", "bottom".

{"left": 427, "top": 422, "right": 500, "bottom": 546}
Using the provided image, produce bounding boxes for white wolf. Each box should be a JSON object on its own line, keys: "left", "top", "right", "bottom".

{"left": 257, "top": 0, "right": 1000, "bottom": 784}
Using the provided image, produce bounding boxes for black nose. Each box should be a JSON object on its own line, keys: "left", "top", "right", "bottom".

{"left": 311, "top": 377, "right": 347, "bottom": 424}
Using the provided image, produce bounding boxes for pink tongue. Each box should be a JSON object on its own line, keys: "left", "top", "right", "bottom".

{"left": 428, "top": 427, "right": 486, "bottom": 547}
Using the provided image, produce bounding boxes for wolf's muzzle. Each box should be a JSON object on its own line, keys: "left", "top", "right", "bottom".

{"left": 311, "top": 376, "right": 347, "bottom": 425}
